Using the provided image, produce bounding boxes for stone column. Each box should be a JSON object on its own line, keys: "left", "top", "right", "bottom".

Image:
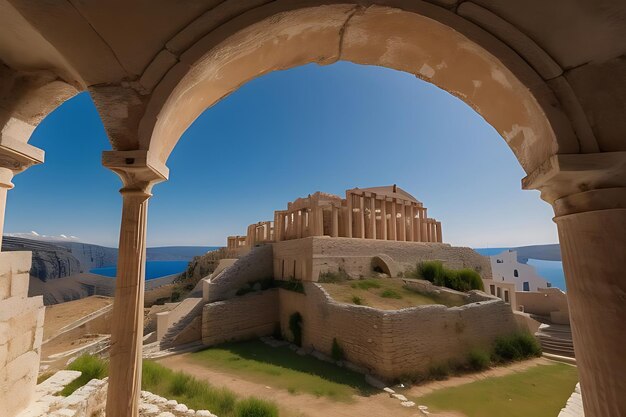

{"left": 435, "top": 221, "right": 443, "bottom": 243}
{"left": 331, "top": 206, "right": 339, "bottom": 237}
{"left": 420, "top": 208, "right": 428, "bottom": 242}
{"left": 380, "top": 200, "right": 387, "bottom": 240}
{"left": 346, "top": 192, "right": 353, "bottom": 238}
{"left": 103, "top": 151, "right": 167, "bottom": 417}
{"left": 523, "top": 152, "right": 626, "bottom": 417}
{"left": 359, "top": 194, "right": 366, "bottom": 239}
{"left": 390, "top": 200, "right": 397, "bottom": 240}
{"left": 370, "top": 196, "right": 377, "bottom": 240}
{"left": 398, "top": 202, "right": 406, "bottom": 241}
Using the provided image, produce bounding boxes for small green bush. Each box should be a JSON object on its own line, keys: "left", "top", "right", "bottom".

{"left": 467, "top": 349, "right": 491, "bottom": 371}
{"left": 289, "top": 312, "right": 303, "bottom": 347}
{"left": 419, "top": 261, "right": 445, "bottom": 282}
{"left": 429, "top": 363, "right": 449, "bottom": 380}
{"left": 331, "top": 338, "right": 345, "bottom": 361}
{"left": 492, "top": 332, "right": 542, "bottom": 363}
{"left": 458, "top": 268, "right": 484, "bottom": 291}
{"left": 351, "top": 295, "right": 364, "bottom": 305}
{"left": 61, "top": 354, "right": 108, "bottom": 396}
{"left": 350, "top": 279, "right": 381, "bottom": 290}
{"left": 234, "top": 397, "right": 279, "bottom": 417}
{"left": 380, "top": 289, "right": 402, "bottom": 299}
{"left": 277, "top": 278, "right": 305, "bottom": 293}
{"left": 318, "top": 269, "right": 350, "bottom": 283}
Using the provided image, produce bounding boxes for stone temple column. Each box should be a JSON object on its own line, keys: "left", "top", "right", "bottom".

{"left": 369, "top": 196, "right": 377, "bottom": 240}
{"left": 331, "top": 206, "right": 339, "bottom": 237}
{"left": 390, "top": 200, "right": 397, "bottom": 240}
{"left": 408, "top": 205, "right": 415, "bottom": 242}
{"left": 359, "top": 194, "right": 366, "bottom": 238}
{"left": 346, "top": 192, "right": 353, "bottom": 238}
{"left": 523, "top": 153, "right": 626, "bottom": 417}
{"left": 380, "top": 200, "right": 387, "bottom": 240}
{"left": 435, "top": 221, "right": 443, "bottom": 243}
{"left": 421, "top": 208, "right": 428, "bottom": 242}
{"left": 103, "top": 151, "right": 167, "bottom": 417}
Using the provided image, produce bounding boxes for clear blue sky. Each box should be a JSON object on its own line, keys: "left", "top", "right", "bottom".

{"left": 5, "top": 62, "right": 558, "bottom": 248}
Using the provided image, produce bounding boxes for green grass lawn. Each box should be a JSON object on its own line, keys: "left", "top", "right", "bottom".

{"left": 189, "top": 339, "right": 376, "bottom": 402}
{"left": 321, "top": 278, "right": 465, "bottom": 310}
{"left": 416, "top": 363, "right": 578, "bottom": 417}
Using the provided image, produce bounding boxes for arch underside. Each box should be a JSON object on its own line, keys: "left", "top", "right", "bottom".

{"left": 144, "top": 4, "right": 574, "bottom": 175}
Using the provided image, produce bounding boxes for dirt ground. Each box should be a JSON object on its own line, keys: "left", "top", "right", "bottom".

{"left": 43, "top": 295, "right": 113, "bottom": 341}
{"left": 157, "top": 354, "right": 550, "bottom": 417}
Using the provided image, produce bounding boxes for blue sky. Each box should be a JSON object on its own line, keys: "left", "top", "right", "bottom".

{"left": 5, "top": 62, "right": 558, "bottom": 248}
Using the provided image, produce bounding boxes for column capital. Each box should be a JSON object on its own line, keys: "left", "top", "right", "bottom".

{"left": 522, "top": 152, "right": 626, "bottom": 217}
{"left": 0, "top": 132, "right": 45, "bottom": 188}
{"left": 103, "top": 150, "right": 169, "bottom": 194}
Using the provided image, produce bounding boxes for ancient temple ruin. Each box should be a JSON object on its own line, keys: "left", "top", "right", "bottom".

{"left": 227, "top": 185, "right": 443, "bottom": 251}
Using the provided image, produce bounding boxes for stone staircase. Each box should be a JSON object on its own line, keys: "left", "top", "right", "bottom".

{"left": 158, "top": 297, "right": 205, "bottom": 349}
{"left": 536, "top": 322, "right": 575, "bottom": 358}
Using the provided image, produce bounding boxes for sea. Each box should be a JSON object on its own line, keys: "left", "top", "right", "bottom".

{"left": 474, "top": 248, "right": 566, "bottom": 291}
{"left": 91, "top": 260, "right": 191, "bottom": 280}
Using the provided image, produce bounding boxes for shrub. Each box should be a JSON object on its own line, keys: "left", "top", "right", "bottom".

{"left": 380, "top": 289, "right": 402, "bottom": 299}
{"left": 318, "top": 269, "right": 350, "bottom": 283}
{"left": 331, "top": 338, "right": 345, "bottom": 361}
{"left": 467, "top": 349, "right": 491, "bottom": 371}
{"left": 428, "top": 363, "right": 449, "bottom": 380}
{"left": 234, "top": 397, "right": 279, "bottom": 417}
{"left": 351, "top": 295, "right": 364, "bottom": 305}
{"left": 458, "top": 268, "right": 484, "bottom": 291}
{"left": 418, "top": 261, "right": 445, "bottom": 282}
{"left": 277, "top": 278, "right": 304, "bottom": 293}
{"left": 61, "top": 354, "right": 108, "bottom": 396}
{"left": 351, "top": 279, "right": 381, "bottom": 290}
{"left": 492, "top": 332, "right": 541, "bottom": 363}
{"left": 289, "top": 312, "right": 303, "bottom": 347}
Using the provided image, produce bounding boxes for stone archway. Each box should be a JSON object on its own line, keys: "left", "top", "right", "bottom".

{"left": 0, "top": 2, "right": 624, "bottom": 417}
{"left": 371, "top": 254, "right": 398, "bottom": 277}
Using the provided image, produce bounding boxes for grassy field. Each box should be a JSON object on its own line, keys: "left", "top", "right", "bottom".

{"left": 416, "top": 363, "right": 578, "bottom": 417}
{"left": 320, "top": 278, "right": 465, "bottom": 310}
{"left": 189, "top": 339, "right": 375, "bottom": 402}
{"left": 59, "top": 354, "right": 278, "bottom": 417}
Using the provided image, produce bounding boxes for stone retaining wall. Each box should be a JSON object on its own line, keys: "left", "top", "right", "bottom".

{"left": 0, "top": 251, "right": 45, "bottom": 417}
{"left": 273, "top": 237, "right": 492, "bottom": 282}
{"left": 202, "top": 289, "right": 278, "bottom": 345}
{"left": 279, "top": 283, "right": 518, "bottom": 380}
{"left": 205, "top": 245, "right": 273, "bottom": 302}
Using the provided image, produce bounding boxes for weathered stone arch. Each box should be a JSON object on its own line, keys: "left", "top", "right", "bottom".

{"left": 141, "top": 3, "right": 582, "bottom": 174}
{"left": 371, "top": 254, "right": 398, "bottom": 277}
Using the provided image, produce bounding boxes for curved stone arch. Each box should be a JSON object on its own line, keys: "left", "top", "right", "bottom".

{"left": 371, "top": 254, "right": 399, "bottom": 277}
{"left": 139, "top": 3, "right": 582, "bottom": 174}
{"left": 0, "top": 65, "right": 80, "bottom": 146}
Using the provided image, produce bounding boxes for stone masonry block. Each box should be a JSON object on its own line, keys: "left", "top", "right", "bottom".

{"left": 10, "top": 270, "right": 30, "bottom": 298}
{"left": 7, "top": 329, "right": 34, "bottom": 363}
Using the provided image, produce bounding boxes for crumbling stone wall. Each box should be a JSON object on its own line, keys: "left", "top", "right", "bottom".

{"left": 273, "top": 237, "right": 492, "bottom": 281}
{"left": 279, "top": 283, "right": 517, "bottom": 380}
{"left": 205, "top": 245, "right": 273, "bottom": 302}
{"left": 202, "top": 289, "right": 278, "bottom": 345}
{"left": 0, "top": 251, "right": 45, "bottom": 417}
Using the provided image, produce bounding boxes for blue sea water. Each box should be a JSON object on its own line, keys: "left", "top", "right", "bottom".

{"left": 90, "top": 260, "right": 190, "bottom": 280}
{"left": 474, "top": 247, "right": 566, "bottom": 291}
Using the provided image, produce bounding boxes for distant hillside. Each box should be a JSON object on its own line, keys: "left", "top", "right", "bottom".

{"left": 475, "top": 244, "right": 561, "bottom": 262}
{"left": 2, "top": 236, "right": 217, "bottom": 281}
{"left": 514, "top": 244, "right": 561, "bottom": 262}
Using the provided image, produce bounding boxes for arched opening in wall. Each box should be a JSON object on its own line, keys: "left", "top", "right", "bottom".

{"left": 134, "top": 5, "right": 577, "bottom": 413}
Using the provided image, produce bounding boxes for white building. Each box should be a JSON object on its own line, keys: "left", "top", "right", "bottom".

{"left": 490, "top": 249, "right": 551, "bottom": 292}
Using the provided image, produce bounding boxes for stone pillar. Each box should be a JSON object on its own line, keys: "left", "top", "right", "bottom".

{"left": 398, "top": 202, "right": 406, "bottom": 241}
{"left": 369, "top": 196, "right": 377, "bottom": 240}
{"left": 390, "top": 200, "right": 397, "bottom": 240}
{"left": 420, "top": 208, "right": 428, "bottom": 242}
{"left": 380, "top": 200, "right": 387, "bottom": 240}
{"left": 331, "top": 206, "right": 339, "bottom": 237}
{"left": 407, "top": 204, "right": 414, "bottom": 242}
{"left": 346, "top": 192, "right": 353, "bottom": 238}
{"left": 103, "top": 151, "right": 167, "bottom": 417}
{"left": 359, "top": 194, "right": 366, "bottom": 239}
{"left": 523, "top": 152, "right": 626, "bottom": 417}
{"left": 436, "top": 221, "right": 443, "bottom": 243}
